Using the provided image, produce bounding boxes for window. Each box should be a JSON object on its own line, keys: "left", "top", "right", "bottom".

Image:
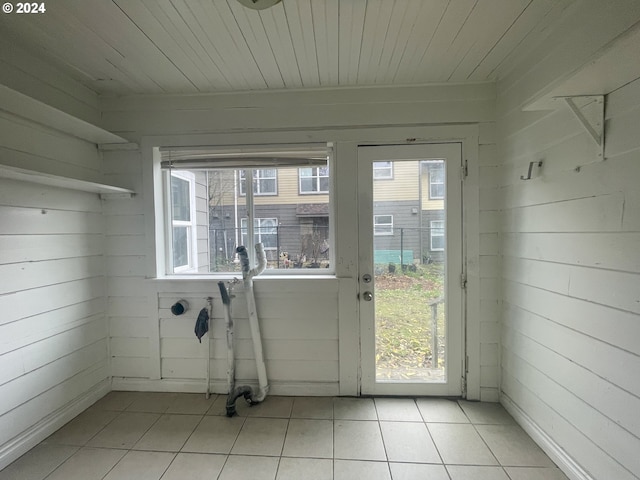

{"left": 170, "top": 172, "right": 197, "bottom": 272}
{"left": 374, "top": 215, "right": 394, "bottom": 236}
{"left": 373, "top": 161, "right": 393, "bottom": 179}
{"left": 239, "top": 169, "right": 277, "bottom": 196}
{"left": 430, "top": 220, "right": 445, "bottom": 251}
{"left": 241, "top": 218, "right": 278, "bottom": 251}
{"left": 158, "top": 143, "right": 332, "bottom": 274}
{"left": 429, "top": 162, "right": 445, "bottom": 199}
{"left": 300, "top": 166, "right": 329, "bottom": 194}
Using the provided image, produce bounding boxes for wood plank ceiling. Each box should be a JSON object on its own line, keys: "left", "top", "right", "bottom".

{"left": 0, "top": 0, "right": 575, "bottom": 96}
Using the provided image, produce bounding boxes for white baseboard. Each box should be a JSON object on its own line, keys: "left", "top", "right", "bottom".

{"left": 500, "top": 394, "right": 593, "bottom": 480}
{"left": 111, "top": 377, "right": 339, "bottom": 396}
{"left": 0, "top": 378, "right": 111, "bottom": 471}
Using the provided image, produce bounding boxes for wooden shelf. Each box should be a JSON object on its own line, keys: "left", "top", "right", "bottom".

{"left": 0, "top": 164, "right": 135, "bottom": 197}
{"left": 0, "top": 84, "right": 130, "bottom": 145}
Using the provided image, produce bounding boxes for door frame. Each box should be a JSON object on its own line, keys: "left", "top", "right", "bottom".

{"left": 357, "top": 143, "right": 465, "bottom": 396}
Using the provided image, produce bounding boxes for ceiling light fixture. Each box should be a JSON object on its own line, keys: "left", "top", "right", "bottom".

{"left": 236, "top": 0, "right": 282, "bottom": 10}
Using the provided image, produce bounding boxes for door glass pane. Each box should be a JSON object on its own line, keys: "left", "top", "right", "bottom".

{"left": 373, "top": 159, "right": 447, "bottom": 383}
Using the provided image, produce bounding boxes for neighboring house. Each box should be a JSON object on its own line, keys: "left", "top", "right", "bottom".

{"left": 169, "top": 171, "right": 210, "bottom": 273}
{"left": 207, "top": 165, "right": 331, "bottom": 270}
{"left": 181, "top": 160, "right": 447, "bottom": 272}
{"left": 372, "top": 160, "right": 446, "bottom": 266}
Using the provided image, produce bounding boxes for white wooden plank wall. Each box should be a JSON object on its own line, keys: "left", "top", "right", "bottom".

{"left": 0, "top": 176, "right": 108, "bottom": 466}
{"left": 156, "top": 279, "right": 339, "bottom": 394}
{"left": 102, "top": 85, "right": 499, "bottom": 401}
{"left": 102, "top": 148, "right": 341, "bottom": 393}
{"left": 102, "top": 149, "right": 150, "bottom": 380}
{"left": 0, "top": 110, "right": 109, "bottom": 468}
{"left": 477, "top": 122, "right": 501, "bottom": 402}
{"left": 0, "top": 41, "right": 100, "bottom": 125}
{"left": 100, "top": 84, "right": 498, "bottom": 398}
{"left": 0, "top": 111, "right": 103, "bottom": 184}
{"left": 498, "top": 74, "right": 640, "bottom": 479}
{"left": 99, "top": 83, "right": 495, "bottom": 140}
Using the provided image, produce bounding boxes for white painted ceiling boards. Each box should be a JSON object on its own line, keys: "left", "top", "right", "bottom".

{"left": 0, "top": 0, "right": 575, "bottom": 96}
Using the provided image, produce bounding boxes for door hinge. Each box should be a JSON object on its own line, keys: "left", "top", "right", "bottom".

{"left": 460, "top": 273, "right": 467, "bottom": 289}
{"left": 461, "top": 159, "right": 468, "bottom": 179}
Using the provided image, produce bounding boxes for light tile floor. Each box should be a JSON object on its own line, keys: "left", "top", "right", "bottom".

{"left": 0, "top": 393, "right": 570, "bottom": 480}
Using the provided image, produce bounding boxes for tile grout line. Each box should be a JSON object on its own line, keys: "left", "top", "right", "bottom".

{"left": 273, "top": 413, "right": 292, "bottom": 480}
{"left": 372, "top": 398, "right": 395, "bottom": 479}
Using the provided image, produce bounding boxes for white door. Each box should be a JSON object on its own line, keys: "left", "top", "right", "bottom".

{"left": 358, "top": 143, "right": 464, "bottom": 396}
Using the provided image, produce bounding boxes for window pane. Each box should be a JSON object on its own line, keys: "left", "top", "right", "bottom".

{"left": 301, "top": 177, "right": 314, "bottom": 192}
{"left": 374, "top": 215, "right": 393, "bottom": 235}
{"left": 300, "top": 166, "right": 329, "bottom": 193}
{"left": 261, "top": 178, "right": 277, "bottom": 194}
{"left": 429, "top": 163, "right": 445, "bottom": 199}
{"left": 373, "top": 161, "right": 392, "bottom": 179}
{"left": 173, "top": 226, "right": 189, "bottom": 267}
{"left": 430, "top": 221, "right": 445, "bottom": 250}
{"left": 171, "top": 175, "right": 190, "bottom": 221}
{"left": 168, "top": 159, "right": 331, "bottom": 273}
{"left": 257, "top": 218, "right": 278, "bottom": 249}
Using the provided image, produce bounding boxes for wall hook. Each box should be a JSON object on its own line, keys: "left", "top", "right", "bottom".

{"left": 520, "top": 160, "right": 543, "bottom": 180}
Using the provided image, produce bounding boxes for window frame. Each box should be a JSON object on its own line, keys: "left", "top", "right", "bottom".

{"left": 373, "top": 214, "right": 394, "bottom": 236}
{"left": 168, "top": 170, "right": 198, "bottom": 273}
{"left": 299, "top": 166, "right": 329, "bottom": 194}
{"left": 154, "top": 143, "right": 335, "bottom": 277}
{"left": 430, "top": 219, "right": 445, "bottom": 251}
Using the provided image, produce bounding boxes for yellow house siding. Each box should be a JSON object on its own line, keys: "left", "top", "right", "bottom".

{"left": 373, "top": 162, "right": 419, "bottom": 201}
{"left": 214, "top": 164, "right": 441, "bottom": 210}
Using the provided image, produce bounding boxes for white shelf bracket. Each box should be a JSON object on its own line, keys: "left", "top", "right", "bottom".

{"left": 562, "top": 95, "right": 605, "bottom": 159}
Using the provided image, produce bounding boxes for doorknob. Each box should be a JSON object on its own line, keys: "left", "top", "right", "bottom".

{"left": 362, "top": 291, "right": 373, "bottom": 301}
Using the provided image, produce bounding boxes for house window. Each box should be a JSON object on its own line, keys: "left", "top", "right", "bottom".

{"left": 241, "top": 218, "right": 278, "bottom": 251}
{"left": 373, "top": 161, "right": 393, "bottom": 179}
{"left": 239, "top": 169, "right": 277, "bottom": 196}
{"left": 158, "top": 143, "right": 332, "bottom": 274}
{"left": 429, "top": 162, "right": 445, "bottom": 199}
{"left": 430, "top": 220, "right": 445, "bottom": 251}
{"left": 374, "top": 215, "right": 393, "bottom": 236}
{"left": 170, "top": 172, "right": 197, "bottom": 272}
{"left": 299, "top": 166, "right": 329, "bottom": 194}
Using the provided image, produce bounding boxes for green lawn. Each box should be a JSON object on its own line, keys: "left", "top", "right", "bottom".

{"left": 375, "top": 264, "right": 446, "bottom": 379}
